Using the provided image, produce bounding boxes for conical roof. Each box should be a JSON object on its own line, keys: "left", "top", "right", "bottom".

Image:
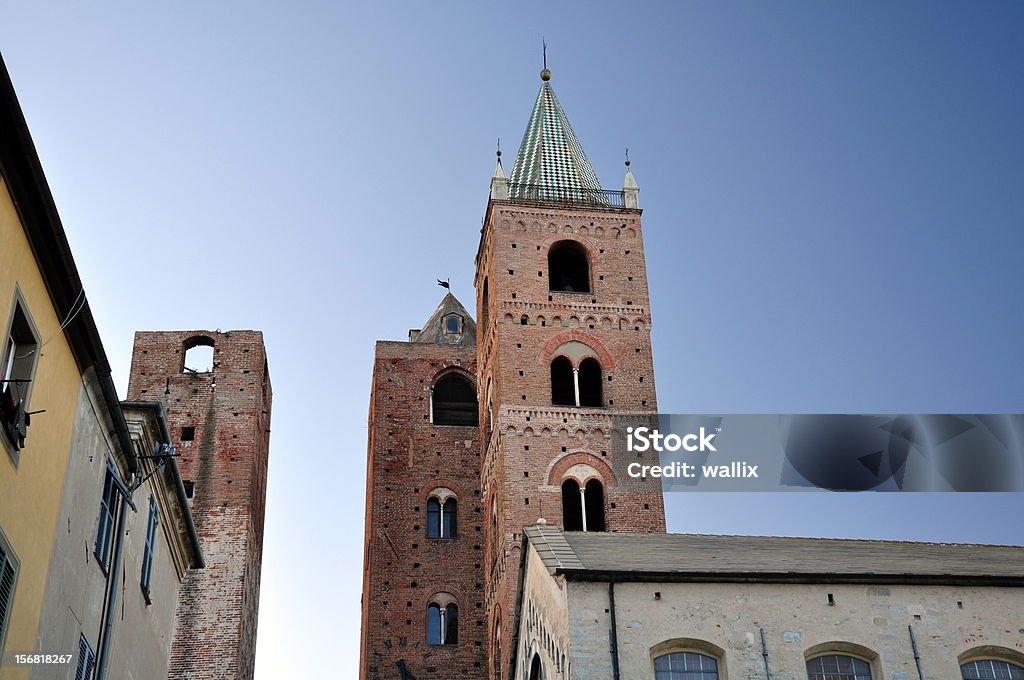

{"left": 410, "top": 293, "right": 476, "bottom": 347}
{"left": 508, "top": 76, "right": 604, "bottom": 194}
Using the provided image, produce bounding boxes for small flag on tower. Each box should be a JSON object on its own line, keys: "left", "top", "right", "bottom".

{"left": 437, "top": 279, "right": 450, "bottom": 290}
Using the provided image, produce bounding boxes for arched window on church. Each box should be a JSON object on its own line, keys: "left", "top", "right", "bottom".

{"left": 561, "top": 478, "right": 605, "bottom": 532}
{"left": 548, "top": 240, "right": 591, "bottom": 293}
{"left": 654, "top": 651, "right": 719, "bottom": 679}
{"left": 426, "top": 601, "right": 458, "bottom": 645}
{"left": 550, "top": 356, "right": 603, "bottom": 407}
{"left": 550, "top": 357, "right": 575, "bottom": 406}
{"left": 431, "top": 373, "right": 478, "bottom": 426}
{"left": 426, "top": 496, "right": 457, "bottom": 539}
{"left": 578, "top": 358, "right": 602, "bottom": 407}
{"left": 961, "top": 660, "right": 1024, "bottom": 679}
{"left": 806, "top": 654, "right": 873, "bottom": 679}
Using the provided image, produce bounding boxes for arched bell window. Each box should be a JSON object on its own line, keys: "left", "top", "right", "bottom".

{"left": 548, "top": 240, "right": 591, "bottom": 293}
{"left": 578, "top": 358, "right": 602, "bottom": 407}
{"left": 431, "top": 372, "right": 478, "bottom": 426}
{"left": 561, "top": 477, "right": 605, "bottom": 532}
{"left": 551, "top": 357, "right": 575, "bottom": 406}
{"left": 550, "top": 356, "right": 603, "bottom": 408}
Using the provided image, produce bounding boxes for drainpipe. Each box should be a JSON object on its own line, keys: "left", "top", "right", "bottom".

{"left": 908, "top": 624, "right": 925, "bottom": 680}
{"left": 94, "top": 487, "right": 130, "bottom": 680}
{"left": 608, "top": 581, "right": 621, "bottom": 680}
{"left": 759, "top": 627, "right": 773, "bottom": 679}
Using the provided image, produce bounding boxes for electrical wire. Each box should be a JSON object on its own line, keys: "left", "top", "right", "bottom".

{"left": 14, "top": 287, "right": 87, "bottom": 359}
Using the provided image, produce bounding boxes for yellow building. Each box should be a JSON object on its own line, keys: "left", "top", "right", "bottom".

{"left": 0, "top": 53, "right": 140, "bottom": 677}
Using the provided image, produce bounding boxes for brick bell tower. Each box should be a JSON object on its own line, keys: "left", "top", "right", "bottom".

{"left": 126, "top": 330, "right": 272, "bottom": 680}
{"left": 477, "top": 67, "right": 666, "bottom": 679}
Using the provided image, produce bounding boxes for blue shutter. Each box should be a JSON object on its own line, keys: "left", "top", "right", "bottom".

{"left": 0, "top": 534, "right": 17, "bottom": 650}
{"left": 141, "top": 495, "right": 158, "bottom": 593}
{"left": 75, "top": 634, "right": 96, "bottom": 680}
{"left": 94, "top": 464, "right": 119, "bottom": 569}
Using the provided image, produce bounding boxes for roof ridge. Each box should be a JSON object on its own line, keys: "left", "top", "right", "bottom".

{"left": 565, "top": 531, "right": 1024, "bottom": 550}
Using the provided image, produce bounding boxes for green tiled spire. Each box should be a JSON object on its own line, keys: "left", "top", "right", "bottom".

{"left": 508, "top": 71, "right": 604, "bottom": 195}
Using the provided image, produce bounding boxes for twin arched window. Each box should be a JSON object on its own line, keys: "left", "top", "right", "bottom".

{"left": 550, "top": 357, "right": 602, "bottom": 407}
{"left": 426, "top": 601, "right": 458, "bottom": 645}
{"left": 426, "top": 496, "right": 457, "bottom": 539}
{"left": 654, "top": 651, "right": 719, "bottom": 679}
{"left": 431, "top": 373, "right": 478, "bottom": 426}
{"left": 561, "top": 478, "right": 605, "bottom": 532}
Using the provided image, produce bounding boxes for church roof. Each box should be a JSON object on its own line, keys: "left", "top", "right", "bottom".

{"left": 508, "top": 72, "right": 604, "bottom": 195}
{"left": 522, "top": 525, "right": 1024, "bottom": 585}
{"left": 408, "top": 292, "right": 476, "bottom": 347}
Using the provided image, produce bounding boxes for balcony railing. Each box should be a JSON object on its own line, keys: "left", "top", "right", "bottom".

{"left": 506, "top": 182, "right": 625, "bottom": 208}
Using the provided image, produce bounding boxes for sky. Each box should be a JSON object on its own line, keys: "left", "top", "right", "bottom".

{"left": 2, "top": 1, "right": 1023, "bottom": 677}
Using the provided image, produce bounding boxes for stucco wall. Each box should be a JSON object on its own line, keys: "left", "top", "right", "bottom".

{"left": 32, "top": 375, "right": 112, "bottom": 679}
{"left": 0, "top": 175, "right": 82, "bottom": 678}
{"left": 514, "top": 541, "right": 571, "bottom": 680}
{"left": 34, "top": 374, "right": 188, "bottom": 679}
{"left": 565, "top": 578, "right": 1024, "bottom": 680}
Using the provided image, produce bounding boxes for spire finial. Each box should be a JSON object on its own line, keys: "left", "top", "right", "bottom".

{"left": 540, "top": 39, "right": 551, "bottom": 81}
{"left": 496, "top": 137, "right": 503, "bottom": 168}
{"left": 625, "top": 147, "right": 631, "bottom": 167}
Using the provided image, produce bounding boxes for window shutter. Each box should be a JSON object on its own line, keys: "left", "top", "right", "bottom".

{"left": 141, "top": 496, "right": 158, "bottom": 592}
{"left": 74, "top": 634, "right": 96, "bottom": 680}
{"left": 0, "top": 541, "right": 16, "bottom": 646}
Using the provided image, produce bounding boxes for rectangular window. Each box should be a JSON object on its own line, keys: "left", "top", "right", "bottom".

{"left": 74, "top": 633, "right": 96, "bottom": 680}
{"left": 94, "top": 463, "right": 120, "bottom": 571}
{"left": 140, "top": 495, "right": 158, "bottom": 599}
{"left": 0, "top": 527, "right": 19, "bottom": 654}
{"left": 0, "top": 294, "right": 40, "bottom": 459}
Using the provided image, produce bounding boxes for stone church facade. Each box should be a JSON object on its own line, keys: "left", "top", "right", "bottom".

{"left": 359, "top": 67, "right": 1024, "bottom": 680}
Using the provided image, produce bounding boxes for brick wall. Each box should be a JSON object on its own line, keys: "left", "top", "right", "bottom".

{"left": 359, "top": 341, "right": 488, "bottom": 680}
{"left": 126, "top": 330, "right": 272, "bottom": 680}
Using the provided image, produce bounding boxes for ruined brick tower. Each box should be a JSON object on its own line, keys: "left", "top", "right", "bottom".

{"left": 126, "top": 330, "right": 272, "bottom": 680}
{"left": 477, "top": 67, "right": 665, "bottom": 679}
{"left": 359, "top": 66, "right": 665, "bottom": 680}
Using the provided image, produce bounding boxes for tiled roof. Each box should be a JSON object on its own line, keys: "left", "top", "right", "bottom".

{"left": 522, "top": 525, "right": 1024, "bottom": 584}
{"left": 508, "top": 79, "right": 604, "bottom": 195}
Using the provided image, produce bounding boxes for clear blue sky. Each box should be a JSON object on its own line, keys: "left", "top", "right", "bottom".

{"left": 2, "top": 2, "right": 1022, "bottom": 677}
